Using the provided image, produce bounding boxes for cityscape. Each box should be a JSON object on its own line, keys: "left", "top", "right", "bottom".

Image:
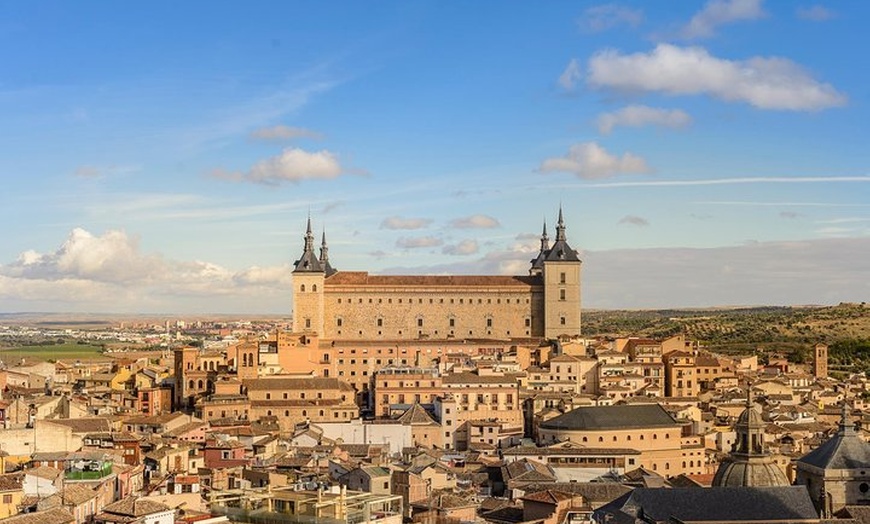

{"left": 2, "top": 2, "right": 870, "bottom": 524}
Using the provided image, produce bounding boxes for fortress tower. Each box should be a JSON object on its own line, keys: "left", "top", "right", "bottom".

{"left": 291, "top": 209, "right": 582, "bottom": 341}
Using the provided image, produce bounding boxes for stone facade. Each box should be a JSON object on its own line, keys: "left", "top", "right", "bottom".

{"left": 292, "top": 210, "right": 582, "bottom": 341}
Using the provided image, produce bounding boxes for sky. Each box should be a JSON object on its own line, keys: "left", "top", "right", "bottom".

{"left": 1, "top": 0, "right": 869, "bottom": 314}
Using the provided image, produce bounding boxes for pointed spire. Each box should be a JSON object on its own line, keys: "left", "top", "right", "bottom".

{"left": 304, "top": 214, "right": 315, "bottom": 252}
{"left": 294, "top": 213, "right": 324, "bottom": 273}
{"left": 319, "top": 229, "right": 329, "bottom": 262}
{"left": 555, "top": 206, "right": 567, "bottom": 242}
{"left": 540, "top": 219, "right": 550, "bottom": 252}
{"left": 839, "top": 402, "right": 855, "bottom": 434}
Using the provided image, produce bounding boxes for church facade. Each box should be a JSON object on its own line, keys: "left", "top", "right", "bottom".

{"left": 292, "top": 209, "right": 582, "bottom": 341}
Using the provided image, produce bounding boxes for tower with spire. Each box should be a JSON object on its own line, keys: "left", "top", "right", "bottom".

{"left": 532, "top": 206, "right": 582, "bottom": 339}
{"left": 292, "top": 216, "right": 327, "bottom": 334}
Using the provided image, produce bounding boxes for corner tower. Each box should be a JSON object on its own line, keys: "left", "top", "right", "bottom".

{"left": 541, "top": 207, "right": 582, "bottom": 339}
{"left": 292, "top": 217, "right": 326, "bottom": 334}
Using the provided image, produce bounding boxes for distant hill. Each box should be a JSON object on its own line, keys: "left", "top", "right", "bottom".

{"left": 583, "top": 302, "right": 870, "bottom": 362}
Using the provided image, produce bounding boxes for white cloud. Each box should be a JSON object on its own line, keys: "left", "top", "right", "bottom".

{"left": 0, "top": 228, "right": 293, "bottom": 313}
{"left": 597, "top": 105, "right": 692, "bottom": 134}
{"left": 580, "top": 4, "right": 643, "bottom": 32}
{"left": 680, "top": 0, "right": 765, "bottom": 39}
{"left": 449, "top": 215, "right": 501, "bottom": 229}
{"left": 618, "top": 215, "right": 650, "bottom": 227}
{"left": 249, "top": 125, "right": 323, "bottom": 141}
{"left": 796, "top": 5, "right": 835, "bottom": 21}
{"left": 538, "top": 142, "right": 651, "bottom": 179}
{"left": 380, "top": 216, "right": 434, "bottom": 230}
{"left": 442, "top": 240, "right": 480, "bottom": 256}
{"left": 559, "top": 59, "right": 582, "bottom": 91}
{"left": 73, "top": 164, "right": 140, "bottom": 179}
{"left": 396, "top": 236, "right": 443, "bottom": 249}
{"left": 213, "top": 147, "right": 358, "bottom": 185}
{"left": 74, "top": 166, "right": 102, "bottom": 178}
{"left": 588, "top": 176, "right": 870, "bottom": 188}
{"left": 587, "top": 44, "right": 847, "bottom": 111}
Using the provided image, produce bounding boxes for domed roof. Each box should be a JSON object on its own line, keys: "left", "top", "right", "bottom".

{"left": 737, "top": 405, "right": 764, "bottom": 426}
{"left": 712, "top": 457, "right": 790, "bottom": 487}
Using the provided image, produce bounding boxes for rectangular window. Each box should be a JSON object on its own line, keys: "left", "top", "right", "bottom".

{"left": 449, "top": 318, "right": 455, "bottom": 327}
{"left": 486, "top": 318, "right": 493, "bottom": 328}
{"left": 560, "top": 272, "right": 566, "bottom": 284}
{"left": 560, "top": 289, "right": 566, "bottom": 301}
{"left": 336, "top": 318, "right": 342, "bottom": 327}
{"left": 417, "top": 318, "right": 423, "bottom": 327}
{"left": 305, "top": 318, "right": 311, "bottom": 328}
{"left": 377, "top": 318, "right": 383, "bottom": 327}
{"left": 560, "top": 316, "right": 566, "bottom": 325}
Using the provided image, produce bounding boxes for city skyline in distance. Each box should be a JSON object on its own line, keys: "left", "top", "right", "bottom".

{"left": 1, "top": 1, "right": 868, "bottom": 314}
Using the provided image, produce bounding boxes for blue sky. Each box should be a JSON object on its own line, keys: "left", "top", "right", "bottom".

{"left": 1, "top": 1, "right": 868, "bottom": 313}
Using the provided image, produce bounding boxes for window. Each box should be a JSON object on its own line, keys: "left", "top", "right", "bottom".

{"left": 486, "top": 317, "right": 493, "bottom": 328}
{"left": 313, "top": 284, "right": 317, "bottom": 291}
{"left": 560, "top": 316, "right": 566, "bottom": 325}
{"left": 377, "top": 318, "right": 383, "bottom": 327}
{"left": 305, "top": 318, "right": 311, "bottom": 328}
{"left": 449, "top": 318, "right": 455, "bottom": 327}
{"left": 560, "top": 272, "right": 566, "bottom": 284}
{"left": 417, "top": 318, "right": 423, "bottom": 327}
{"left": 300, "top": 284, "right": 306, "bottom": 292}
{"left": 337, "top": 318, "right": 342, "bottom": 327}
{"left": 560, "top": 289, "right": 566, "bottom": 300}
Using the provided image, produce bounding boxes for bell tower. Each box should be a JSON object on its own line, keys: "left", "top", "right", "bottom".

{"left": 541, "top": 207, "right": 582, "bottom": 339}
{"left": 292, "top": 216, "right": 326, "bottom": 334}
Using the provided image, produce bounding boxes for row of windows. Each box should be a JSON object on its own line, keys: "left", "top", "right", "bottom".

{"left": 336, "top": 316, "right": 532, "bottom": 328}
{"left": 299, "top": 284, "right": 318, "bottom": 292}
{"left": 264, "top": 409, "right": 353, "bottom": 418}
{"left": 577, "top": 432, "right": 671, "bottom": 443}
{"left": 336, "top": 297, "right": 530, "bottom": 305}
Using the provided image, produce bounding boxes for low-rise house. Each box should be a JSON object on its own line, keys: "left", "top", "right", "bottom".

{"left": 94, "top": 497, "right": 174, "bottom": 524}
{"left": 0, "top": 473, "right": 24, "bottom": 519}
{"left": 339, "top": 466, "right": 392, "bottom": 496}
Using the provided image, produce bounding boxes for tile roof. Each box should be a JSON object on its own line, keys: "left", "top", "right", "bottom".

{"left": 0, "top": 509, "right": 74, "bottom": 524}
{"left": 101, "top": 497, "right": 171, "bottom": 518}
{"left": 595, "top": 486, "right": 819, "bottom": 522}
{"left": 325, "top": 271, "right": 538, "bottom": 287}
{"left": 539, "top": 404, "right": 680, "bottom": 431}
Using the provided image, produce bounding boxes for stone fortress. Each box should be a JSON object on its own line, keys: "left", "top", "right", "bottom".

{"left": 291, "top": 207, "right": 582, "bottom": 341}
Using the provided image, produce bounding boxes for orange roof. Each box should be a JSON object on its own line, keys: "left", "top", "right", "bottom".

{"left": 325, "top": 271, "right": 538, "bottom": 287}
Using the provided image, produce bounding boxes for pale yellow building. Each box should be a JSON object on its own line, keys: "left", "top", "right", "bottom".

{"left": 292, "top": 210, "right": 582, "bottom": 341}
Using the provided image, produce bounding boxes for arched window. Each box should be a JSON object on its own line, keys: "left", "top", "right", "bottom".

{"left": 300, "top": 284, "right": 306, "bottom": 292}
{"left": 598, "top": 436, "right": 603, "bottom": 442}
{"left": 313, "top": 284, "right": 317, "bottom": 292}
{"left": 197, "top": 380, "right": 203, "bottom": 389}
{"left": 319, "top": 410, "right": 325, "bottom": 417}
{"left": 582, "top": 437, "right": 587, "bottom": 443}
{"left": 188, "top": 380, "right": 194, "bottom": 389}
{"left": 302, "top": 410, "right": 307, "bottom": 417}
{"left": 285, "top": 410, "right": 290, "bottom": 417}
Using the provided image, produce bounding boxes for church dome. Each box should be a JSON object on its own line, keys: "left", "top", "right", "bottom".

{"left": 713, "top": 456, "right": 790, "bottom": 487}
{"left": 736, "top": 405, "right": 764, "bottom": 426}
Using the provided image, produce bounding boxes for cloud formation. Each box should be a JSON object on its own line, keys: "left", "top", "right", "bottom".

{"left": 796, "top": 5, "right": 835, "bottom": 21}
{"left": 396, "top": 236, "right": 443, "bottom": 249}
{"left": 449, "top": 215, "right": 501, "bottom": 229}
{"left": 680, "top": 0, "right": 765, "bottom": 39}
{"left": 618, "top": 215, "right": 650, "bottom": 227}
{"left": 559, "top": 59, "right": 582, "bottom": 91}
{"left": 379, "top": 216, "right": 434, "bottom": 230}
{"left": 597, "top": 105, "right": 692, "bottom": 134}
{"left": 587, "top": 44, "right": 847, "bottom": 111}
{"left": 580, "top": 4, "right": 643, "bottom": 32}
{"left": 249, "top": 125, "right": 323, "bottom": 141}
{"left": 0, "top": 228, "right": 293, "bottom": 313}
{"left": 212, "top": 147, "right": 356, "bottom": 184}
{"left": 538, "top": 142, "right": 651, "bottom": 179}
{"left": 442, "top": 240, "right": 479, "bottom": 256}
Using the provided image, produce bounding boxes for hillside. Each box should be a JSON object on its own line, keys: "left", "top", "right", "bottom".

{"left": 583, "top": 302, "right": 870, "bottom": 371}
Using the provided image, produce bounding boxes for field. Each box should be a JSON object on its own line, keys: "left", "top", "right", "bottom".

{"left": 0, "top": 343, "right": 106, "bottom": 362}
